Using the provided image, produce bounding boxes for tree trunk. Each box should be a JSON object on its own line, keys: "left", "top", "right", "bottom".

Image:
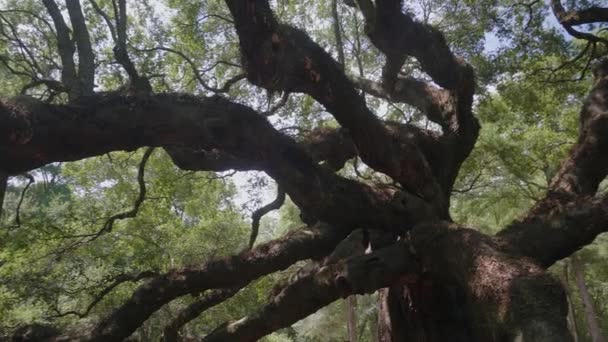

{"left": 571, "top": 256, "right": 606, "bottom": 342}
{"left": 376, "top": 280, "right": 475, "bottom": 342}
{"left": 346, "top": 296, "right": 358, "bottom": 342}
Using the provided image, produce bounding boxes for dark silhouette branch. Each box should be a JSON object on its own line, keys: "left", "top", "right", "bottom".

{"left": 97, "top": 147, "right": 154, "bottom": 236}
{"left": 249, "top": 185, "right": 286, "bottom": 249}
{"left": 50, "top": 270, "right": 158, "bottom": 319}
{"left": 14, "top": 173, "right": 34, "bottom": 227}
{"left": 136, "top": 46, "right": 244, "bottom": 93}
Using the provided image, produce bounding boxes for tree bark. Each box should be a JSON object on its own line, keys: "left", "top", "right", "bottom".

{"left": 571, "top": 256, "right": 606, "bottom": 342}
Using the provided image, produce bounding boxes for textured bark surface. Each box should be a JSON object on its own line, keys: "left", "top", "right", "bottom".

{"left": 1, "top": 0, "right": 608, "bottom": 341}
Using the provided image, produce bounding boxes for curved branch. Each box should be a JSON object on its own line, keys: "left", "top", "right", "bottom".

{"left": 559, "top": 6, "right": 608, "bottom": 26}
{"left": 347, "top": 0, "right": 480, "bottom": 193}
{"left": 498, "top": 60, "right": 608, "bottom": 266}
{"left": 50, "top": 270, "right": 158, "bottom": 319}
{"left": 136, "top": 46, "right": 244, "bottom": 93}
{"left": 98, "top": 147, "right": 154, "bottom": 236}
{"left": 14, "top": 173, "right": 34, "bottom": 227}
{"left": 225, "top": 0, "right": 443, "bottom": 211}
{"left": 498, "top": 195, "right": 608, "bottom": 267}
{"left": 249, "top": 185, "right": 286, "bottom": 248}
{"left": 551, "top": 0, "right": 608, "bottom": 46}
{"left": 0, "top": 93, "right": 426, "bottom": 230}
{"left": 353, "top": 76, "right": 455, "bottom": 130}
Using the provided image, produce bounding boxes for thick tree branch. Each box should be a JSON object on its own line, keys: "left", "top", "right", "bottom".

{"left": 81, "top": 223, "right": 350, "bottom": 341}
{"left": 0, "top": 93, "right": 431, "bottom": 230}
{"left": 41, "top": 0, "right": 78, "bottom": 99}
{"left": 353, "top": 76, "right": 454, "bottom": 131}
{"left": 547, "top": 60, "right": 608, "bottom": 196}
{"left": 499, "top": 60, "right": 608, "bottom": 266}
{"left": 66, "top": 0, "right": 95, "bottom": 96}
{"left": 203, "top": 220, "right": 573, "bottom": 341}
{"left": 551, "top": 0, "right": 608, "bottom": 46}
{"left": 498, "top": 195, "right": 608, "bottom": 267}
{"left": 201, "top": 241, "right": 417, "bottom": 342}
{"left": 552, "top": 5, "right": 608, "bottom": 26}
{"left": 225, "top": 0, "right": 443, "bottom": 210}
{"left": 346, "top": 0, "right": 479, "bottom": 198}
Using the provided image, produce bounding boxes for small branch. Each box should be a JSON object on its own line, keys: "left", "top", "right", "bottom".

{"left": 50, "top": 270, "right": 158, "bottom": 319}
{"left": 14, "top": 173, "right": 34, "bottom": 227}
{"left": 137, "top": 46, "right": 244, "bottom": 93}
{"left": 249, "top": 186, "right": 286, "bottom": 249}
{"left": 99, "top": 147, "right": 154, "bottom": 235}
{"left": 63, "top": 147, "right": 154, "bottom": 245}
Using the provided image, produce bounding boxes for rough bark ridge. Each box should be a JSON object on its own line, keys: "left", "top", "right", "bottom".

{"left": 0, "top": 0, "right": 608, "bottom": 341}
